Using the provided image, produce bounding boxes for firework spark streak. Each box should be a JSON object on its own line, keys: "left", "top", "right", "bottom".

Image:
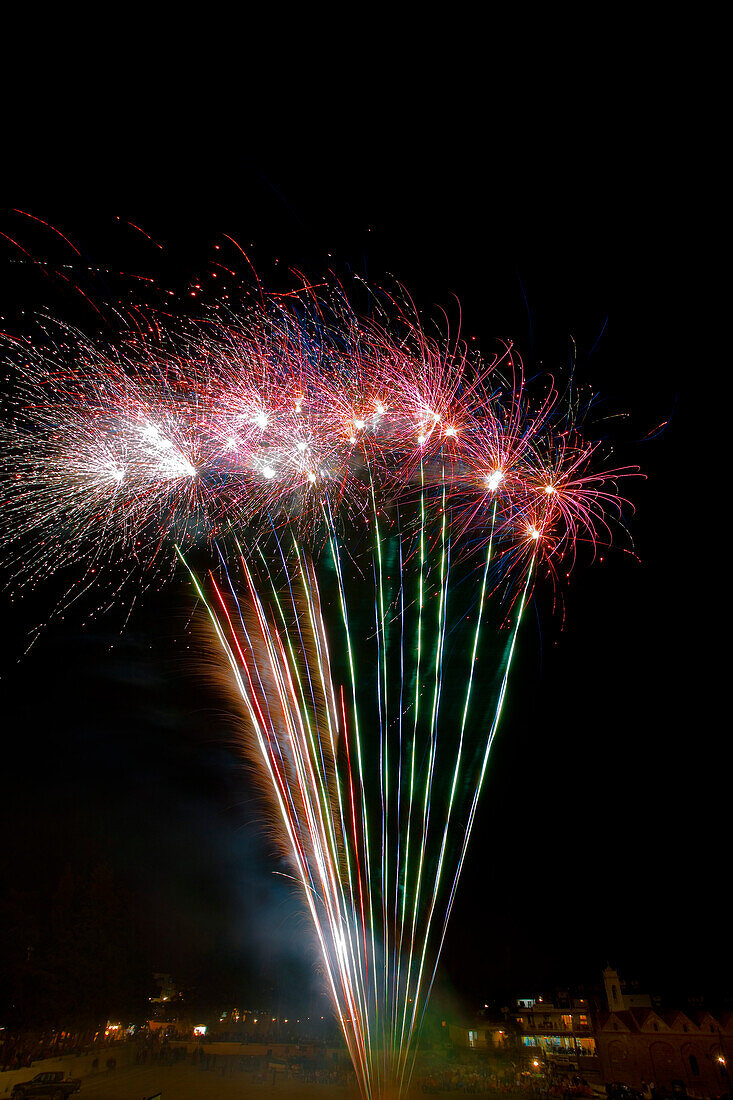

{"left": 1, "top": 283, "right": 635, "bottom": 1098}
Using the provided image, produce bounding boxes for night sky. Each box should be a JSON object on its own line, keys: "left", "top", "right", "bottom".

{"left": 1, "top": 113, "right": 722, "bottom": 1023}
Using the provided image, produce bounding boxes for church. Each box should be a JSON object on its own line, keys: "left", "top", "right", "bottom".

{"left": 595, "top": 968, "right": 732, "bottom": 1096}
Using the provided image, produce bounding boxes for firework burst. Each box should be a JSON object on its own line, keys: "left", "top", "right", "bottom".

{"left": 1, "top": 283, "right": 635, "bottom": 1098}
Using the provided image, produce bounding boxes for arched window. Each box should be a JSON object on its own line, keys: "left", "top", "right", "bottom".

{"left": 689, "top": 1054, "right": 700, "bottom": 1077}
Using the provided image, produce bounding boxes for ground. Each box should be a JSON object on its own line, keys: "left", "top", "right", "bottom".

{"left": 5, "top": 1063, "right": 428, "bottom": 1099}
{"left": 79, "top": 1063, "right": 352, "bottom": 1096}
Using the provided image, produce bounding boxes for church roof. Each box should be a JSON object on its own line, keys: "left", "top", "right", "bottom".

{"left": 598, "top": 1008, "right": 730, "bottom": 1035}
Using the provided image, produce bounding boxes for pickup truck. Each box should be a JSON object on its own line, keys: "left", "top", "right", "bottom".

{"left": 10, "top": 1070, "right": 82, "bottom": 1099}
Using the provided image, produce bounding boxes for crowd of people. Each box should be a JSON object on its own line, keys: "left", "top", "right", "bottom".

{"left": 419, "top": 1069, "right": 595, "bottom": 1096}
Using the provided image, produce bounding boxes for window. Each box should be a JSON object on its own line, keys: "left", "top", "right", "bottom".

{"left": 689, "top": 1055, "right": 700, "bottom": 1077}
{"left": 579, "top": 1015, "right": 589, "bottom": 1028}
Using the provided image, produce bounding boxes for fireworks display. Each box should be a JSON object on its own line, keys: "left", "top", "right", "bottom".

{"left": 1, "top": 283, "right": 633, "bottom": 1098}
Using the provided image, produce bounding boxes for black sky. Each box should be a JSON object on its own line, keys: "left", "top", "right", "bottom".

{"left": 0, "top": 97, "right": 722, "bottom": 1019}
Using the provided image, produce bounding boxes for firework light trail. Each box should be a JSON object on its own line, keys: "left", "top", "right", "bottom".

{"left": 1, "top": 280, "right": 634, "bottom": 1098}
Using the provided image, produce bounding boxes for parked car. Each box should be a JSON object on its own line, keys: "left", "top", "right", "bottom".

{"left": 10, "top": 1070, "right": 82, "bottom": 1099}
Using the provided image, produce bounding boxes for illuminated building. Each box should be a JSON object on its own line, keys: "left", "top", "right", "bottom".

{"left": 513, "top": 994, "right": 598, "bottom": 1076}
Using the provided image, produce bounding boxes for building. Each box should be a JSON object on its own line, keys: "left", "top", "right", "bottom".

{"left": 512, "top": 994, "right": 599, "bottom": 1079}
{"left": 596, "top": 1005, "right": 732, "bottom": 1095}
{"left": 594, "top": 968, "right": 733, "bottom": 1096}
{"left": 150, "top": 974, "right": 178, "bottom": 1005}
{"left": 603, "top": 967, "right": 654, "bottom": 1013}
{"left": 459, "top": 969, "right": 732, "bottom": 1096}
{"left": 448, "top": 1022, "right": 510, "bottom": 1052}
